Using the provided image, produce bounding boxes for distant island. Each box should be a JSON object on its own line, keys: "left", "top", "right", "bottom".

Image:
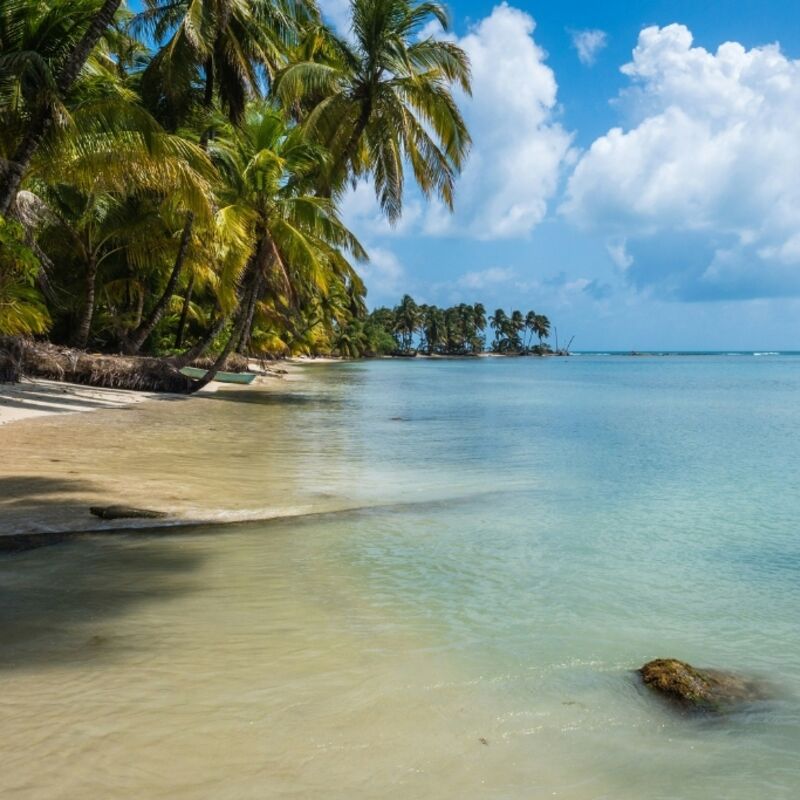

{"left": 353, "top": 295, "right": 559, "bottom": 358}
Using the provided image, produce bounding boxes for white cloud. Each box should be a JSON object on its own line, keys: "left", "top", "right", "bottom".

{"left": 456, "top": 267, "right": 516, "bottom": 289}
{"left": 562, "top": 24, "right": 800, "bottom": 300}
{"left": 444, "top": 4, "right": 574, "bottom": 238}
{"left": 358, "top": 245, "right": 405, "bottom": 301}
{"left": 570, "top": 29, "right": 608, "bottom": 66}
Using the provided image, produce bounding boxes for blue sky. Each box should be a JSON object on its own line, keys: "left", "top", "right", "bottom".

{"left": 317, "top": 0, "right": 800, "bottom": 349}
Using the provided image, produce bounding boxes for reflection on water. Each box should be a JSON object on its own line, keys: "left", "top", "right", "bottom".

{"left": 2, "top": 357, "right": 800, "bottom": 798}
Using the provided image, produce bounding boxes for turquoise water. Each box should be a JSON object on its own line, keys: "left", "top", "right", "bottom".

{"left": 2, "top": 355, "right": 800, "bottom": 798}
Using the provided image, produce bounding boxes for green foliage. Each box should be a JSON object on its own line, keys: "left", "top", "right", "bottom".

{"left": 363, "top": 296, "right": 552, "bottom": 356}
{"left": 0, "top": 0, "right": 480, "bottom": 362}
{"left": 0, "top": 215, "right": 50, "bottom": 335}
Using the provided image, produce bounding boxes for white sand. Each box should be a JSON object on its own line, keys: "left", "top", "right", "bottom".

{"left": 0, "top": 378, "right": 160, "bottom": 427}
{"left": 0, "top": 361, "right": 307, "bottom": 427}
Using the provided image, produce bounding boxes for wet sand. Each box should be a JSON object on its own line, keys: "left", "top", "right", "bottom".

{"left": 0, "top": 363, "right": 356, "bottom": 541}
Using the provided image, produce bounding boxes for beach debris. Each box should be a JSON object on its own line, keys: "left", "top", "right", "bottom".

{"left": 1, "top": 336, "right": 191, "bottom": 392}
{"left": 478, "top": 737, "right": 489, "bottom": 746}
{"left": 639, "top": 658, "right": 768, "bottom": 712}
{"left": 90, "top": 505, "right": 168, "bottom": 521}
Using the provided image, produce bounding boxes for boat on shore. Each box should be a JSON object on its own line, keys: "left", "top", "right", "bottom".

{"left": 179, "top": 366, "right": 257, "bottom": 385}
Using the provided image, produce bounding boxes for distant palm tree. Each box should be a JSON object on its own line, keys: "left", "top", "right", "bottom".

{"left": 533, "top": 313, "right": 550, "bottom": 346}
{"left": 509, "top": 309, "right": 524, "bottom": 351}
{"left": 489, "top": 308, "right": 506, "bottom": 348}
{"left": 274, "top": 0, "right": 471, "bottom": 221}
{"left": 422, "top": 305, "right": 445, "bottom": 354}
{"left": 393, "top": 293, "right": 419, "bottom": 351}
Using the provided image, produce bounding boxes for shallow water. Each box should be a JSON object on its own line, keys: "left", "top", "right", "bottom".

{"left": 2, "top": 356, "right": 800, "bottom": 798}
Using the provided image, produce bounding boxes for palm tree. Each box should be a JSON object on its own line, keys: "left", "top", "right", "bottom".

{"left": 0, "top": 0, "right": 125, "bottom": 215}
{"left": 393, "top": 293, "right": 419, "bottom": 351}
{"left": 421, "top": 304, "right": 445, "bottom": 354}
{"left": 509, "top": 309, "right": 524, "bottom": 352}
{"left": 189, "top": 104, "right": 366, "bottom": 389}
{"left": 274, "top": 0, "right": 471, "bottom": 221}
{"left": 489, "top": 308, "right": 506, "bottom": 350}
{"left": 26, "top": 97, "right": 214, "bottom": 348}
{"left": 122, "top": 0, "right": 311, "bottom": 354}
{"left": 533, "top": 313, "right": 550, "bottom": 346}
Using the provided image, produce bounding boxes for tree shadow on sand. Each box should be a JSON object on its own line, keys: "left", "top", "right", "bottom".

{"left": 0, "top": 475, "right": 108, "bottom": 537}
{"left": 0, "top": 532, "right": 207, "bottom": 671}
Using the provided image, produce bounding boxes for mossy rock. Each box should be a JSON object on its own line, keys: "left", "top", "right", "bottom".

{"left": 639, "top": 658, "right": 768, "bottom": 712}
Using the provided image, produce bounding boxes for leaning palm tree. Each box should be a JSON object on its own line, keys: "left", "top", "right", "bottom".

{"left": 122, "top": 0, "right": 313, "bottom": 354}
{"left": 189, "top": 104, "right": 366, "bottom": 390}
{"left": 274, "top": 0, "right": 471, "bottom": 221}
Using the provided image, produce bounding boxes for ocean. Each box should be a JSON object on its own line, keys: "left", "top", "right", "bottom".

{"left": 1, "top": 354, "right": 799, "bottom": 798}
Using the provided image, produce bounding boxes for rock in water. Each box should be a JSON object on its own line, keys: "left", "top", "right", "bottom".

{"left": 90, "top": 505, "right": 167, "bottom": 521}
{"left": 639, "top": 658, "right": 766, "bottom": 712}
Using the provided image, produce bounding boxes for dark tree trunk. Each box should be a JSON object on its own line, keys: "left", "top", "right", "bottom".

{"left": 186, "top": 239, "right": 266, "bottom": 389}
{"left": 124, "top": 212, "right": 193, "bottom": 354}
{"left": 174, "top": 272, "right": 195, "bottom": 348}
{"left": 73, "top": 255, "right": 98, "bottom": 349}
{"left": 235, "top": 273, "right": 263, "bottom": 356}
{"left": 187, "top": 303, "right": 248, "bottom": 393}
{"left": 173, "top": 312, "right": 228, "bottom": 368}
{"left": 0, "top": 0, "right": 123, "bottom": 215}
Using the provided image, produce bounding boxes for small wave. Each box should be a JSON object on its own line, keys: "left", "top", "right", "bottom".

{"left": 754, "top": 351, "right": 780, "bottom": 356}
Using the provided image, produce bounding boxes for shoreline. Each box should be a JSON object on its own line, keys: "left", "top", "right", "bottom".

{"left": 0, "top": 359, "right": 318, "bottom": 428}
{"left": 0, "top": 360, "right": 340, "bottom": 545}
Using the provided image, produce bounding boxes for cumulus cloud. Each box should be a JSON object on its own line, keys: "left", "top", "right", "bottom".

{"left": 441, "top": 4, "right": 574, "bottom": 238}
{"left": 358, "top": 246, "right": 406, "bottom": 301}
{"left": 562, "top": 24, "right": 800, "bottom": 300}
{"left": 456, "top": 267, "right": 517, "bottom": 289}
{"left": 570, "top": 29, "right": 608, "bottom": 66}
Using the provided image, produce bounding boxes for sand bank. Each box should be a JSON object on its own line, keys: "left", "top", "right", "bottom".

{"left": 0, "top": 362, "right": 354, "bottom": 545}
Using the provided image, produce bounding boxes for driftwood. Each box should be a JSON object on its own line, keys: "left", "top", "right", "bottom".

{"left": 0, "top": 336, "right": 192, "bottom": 392}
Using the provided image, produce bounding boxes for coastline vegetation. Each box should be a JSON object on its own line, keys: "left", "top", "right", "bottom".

{"left": 0, "top": 0, "right": 556, "bottom": 388}
{"left": 348, "top": 294, "right": 554, "bottom": 356}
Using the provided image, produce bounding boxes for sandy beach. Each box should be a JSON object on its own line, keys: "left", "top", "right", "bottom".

{"left": 0, "top": 361, "right": 357, "bottom": 546}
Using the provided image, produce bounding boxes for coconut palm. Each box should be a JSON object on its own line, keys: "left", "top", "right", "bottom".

{"left": 25, "top": 96, "right": 214, "bottom": 348}
{"left": 0, "top": 0, "right": 125, "bottom": 215}
{"left": 188, "top": 104, "right": 366, "bottom": 389}
{"left": 133, "top": 0, "right": 313, "bottom": 125}
{"left": 532, "top": 313, "right": 550, "bottom": 346}
{"left": 421, "top": 304, "right": 445, "bottom": 354}
{"left": 274, "top": 0, "right": 471, "bottom": 221}
{"left": 489, "top": 308, "right": 506, "bottom": 348}
{"left": 393, "top": 293, "right": 419, "bottom": 351}
{"left": 122, "top": 0, "right": 314, "bottom": 354}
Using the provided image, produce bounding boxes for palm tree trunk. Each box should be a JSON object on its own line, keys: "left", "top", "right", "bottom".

{"left": 0, "top": 0, "right": 123, "bottom": 215}
{"left": 73, "top": 254, "right": 98, "bottom": 349}
{"left": 236, "top": 273, "right": 262, "bottom": 356}
{"left": 124, "top": 212, "right": 193, "bottom": 354}
{"left": 174, "top": 273, "right": 195, "bottom": 348}
{"left": 187, "top": 303, "right": 248, "bottom": 393}
{"left": 172, "top": 312, "right": 228, "bottom": 368}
